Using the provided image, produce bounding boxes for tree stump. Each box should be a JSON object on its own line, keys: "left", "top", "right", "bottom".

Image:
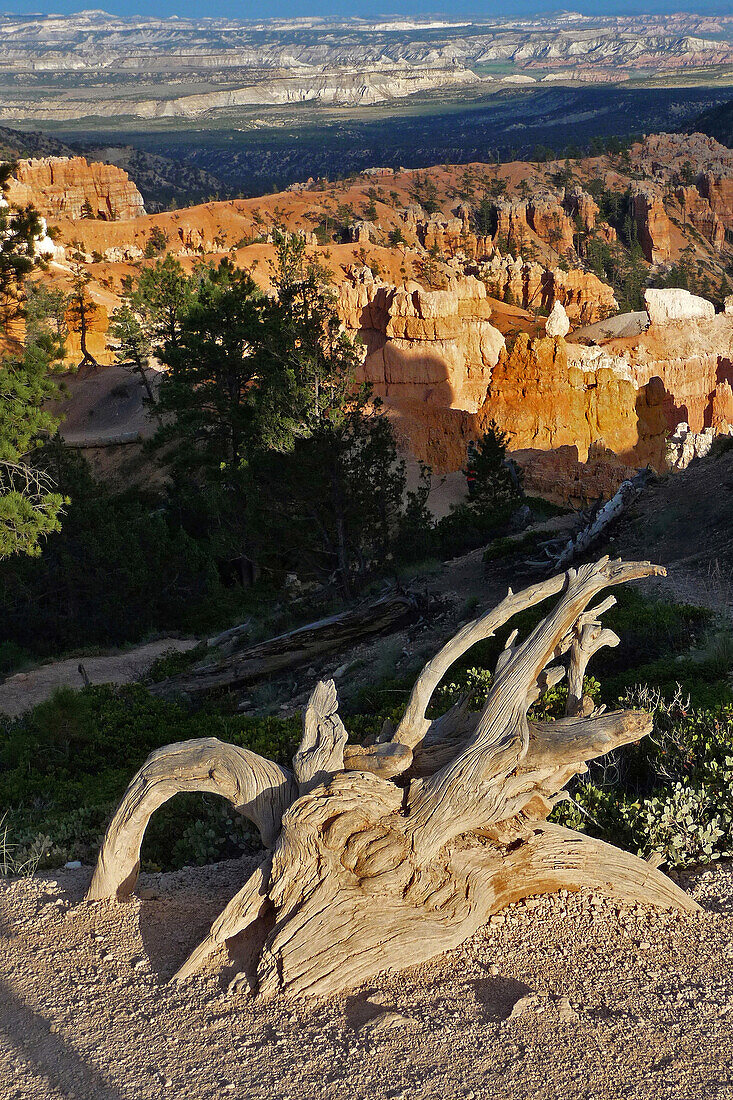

{"left": 88, "top": 558, "right": 699, "bottom": 997}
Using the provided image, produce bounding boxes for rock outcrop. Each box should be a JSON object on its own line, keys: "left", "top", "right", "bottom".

{"left": 644, "top": 288, "right": 716, "bottom": 326}
{"left": 631, "top": 186, "right": 672, "bottom": 263}
{"left": 545, "top": 301, "right": 570, "bottom": 338}
{"left": 340, "top": 273, "right": 505, "bottom": 413}
{"left": 603, "top": 307, "right": 733, "bottom": 435}
{"left": 478, "top": 254, "right": 618, "bottom": 324}
{"left": 665, "top": 422, "right": 729, "bottom": 472}
{"left": 6, "top": 157, "right": 146, "bottom": 221}
{"left": 475, "top": 334, "right": 667, "bottom": 470}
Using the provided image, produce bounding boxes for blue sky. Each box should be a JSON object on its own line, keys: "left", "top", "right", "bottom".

{"left": 4, "top": 1, "right": 732, "bottom": 19}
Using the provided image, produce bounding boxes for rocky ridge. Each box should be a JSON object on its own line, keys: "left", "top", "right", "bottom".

{"left": 7, "top": 143, "right": 733, "bottom": 503}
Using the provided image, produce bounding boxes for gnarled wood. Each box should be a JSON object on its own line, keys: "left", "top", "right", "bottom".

{"left": 87, "top": 740, "right": 295, "bottom": 901}
{"left": 90, "top": 559, "right": 700, "bottom": 998}
{"left": 294, "top": 680, "right": 348, "bottom": 794}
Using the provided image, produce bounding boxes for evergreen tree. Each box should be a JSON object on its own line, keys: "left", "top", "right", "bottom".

{"left": 0, "top": 344, "right": 65, "bottom": 559}
{"left": 66, "top": 265, "right": 100, "bottom": 370}
{"left": 0, "top": 162, "right": 65, "bottom": 558}
{"left": 464, "top": 423, "right": 522, "bottom": 510}
{"left": 122, "top": 254, "right": 194, "bottom": 352}
{"left": 153, "top": 259, "right": 269, "bottom": 477}
{"left": 0, "top": 162, "right": 44, "bottom": 336}
{"left": 245, "top": 392, "right": 406, "bottom": 595}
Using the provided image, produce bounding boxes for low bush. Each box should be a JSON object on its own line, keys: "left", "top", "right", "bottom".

{"left": 1, "top": 684, "right": 300, "bottom": 873}
{"left": 555, "top": 691, "right": 733, "bottom": 868}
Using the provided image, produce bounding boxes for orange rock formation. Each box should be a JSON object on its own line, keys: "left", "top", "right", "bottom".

{"left": 6, "top": 157, "right": 145, "bottom": 221}
{"left": 340, "top": 273, "right": 505, "bottom": 412}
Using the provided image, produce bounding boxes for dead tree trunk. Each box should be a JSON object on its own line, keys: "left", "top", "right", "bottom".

{"left": 529, "top": 470, "right": 652, "bottom": 574}
{"left": 88, "top": 558, "right": 699, "bottom": 998}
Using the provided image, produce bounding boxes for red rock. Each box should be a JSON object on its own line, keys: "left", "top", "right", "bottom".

{"left": 631, "top": 186, "right": 672, "bottom": 263}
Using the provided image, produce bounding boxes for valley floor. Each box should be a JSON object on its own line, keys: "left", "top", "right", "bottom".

{"left": 2, "top": 859, "right": 733, "bottom": 1099}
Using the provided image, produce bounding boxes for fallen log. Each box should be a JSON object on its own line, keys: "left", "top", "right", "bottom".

{"left": 151, "top": 591, "right": 416, "bottom": 698}
{"left": 91, "top": 558, "right": 698, "bottom": 999}
{"left": 528, "top": 469, "right": 652, "bottom": 574}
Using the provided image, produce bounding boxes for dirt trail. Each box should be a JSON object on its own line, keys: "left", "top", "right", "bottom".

{"left": 0, "top": 639, "right": 198, "bottom": 718}
{"left": 2, "top": 859, "right": 733, "bottom": 1100}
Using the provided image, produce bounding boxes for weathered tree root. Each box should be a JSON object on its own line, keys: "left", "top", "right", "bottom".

{"left": 88, "top": 558, "right": 700, "bottom": 997}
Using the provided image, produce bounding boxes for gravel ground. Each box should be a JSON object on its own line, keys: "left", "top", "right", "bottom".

{"left": 2, "top": 859, "right": 733, "bottom": 1099}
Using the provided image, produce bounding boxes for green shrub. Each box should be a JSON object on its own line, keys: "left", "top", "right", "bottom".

{"left": 554, "top": 693, "right": 733, "bottom": 868}
{"left": 0, "top": 684, "right": 301, "bottom": 873}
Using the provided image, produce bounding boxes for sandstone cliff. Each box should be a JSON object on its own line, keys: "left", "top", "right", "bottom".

{"left": 6, "top": 157, "right": 145, "bottom": 221}
{"left": 475, "top": 334, "right": 667, "bottom": 471}
{"left": 631, "top": 186, "right": 672, "bottom": 263}
{"left": 478, "top": 254, "right": 618, "bottom": 325}
{"left": 602, "top": 308, "right": 733, "bottom": 434}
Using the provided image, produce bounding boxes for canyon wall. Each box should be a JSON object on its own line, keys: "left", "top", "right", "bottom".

{"left": 604, "top": 307, "right": 733, "bottom": 435}
{"left": 478, "top": 255, "right": 618, "bottom": 324}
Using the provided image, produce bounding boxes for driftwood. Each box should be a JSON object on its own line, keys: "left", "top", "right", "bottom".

{"left": 529, "top": 470, "right": 652, "bottom": 574}
{"left": 151, "top": 592, "right": 415, "bottom": 698}
{"left": 89, "top": 558, "right": 698, "bottom": 998}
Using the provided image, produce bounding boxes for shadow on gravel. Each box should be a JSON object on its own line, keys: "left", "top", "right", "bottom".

{"left": 0, "top": 907, "right": 130, "bottom": 1099}
{"left": 472, "top": 975, "right": 535, "bottom": 1019}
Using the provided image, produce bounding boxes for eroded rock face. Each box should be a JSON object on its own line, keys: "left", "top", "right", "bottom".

{"left": 631, "top": 186, "right": 672, "bottom": 263}
{"left": 644, "top": 288, "right": 716, "bottom": 326}
{"left": 512, "top": 445, "right": 636, "bottom": 506}
{"left": 478, "top": 255, "right": 617, "bottom": 325}
{"left": 675, "top": 185, "right": 726, "bottom": 249}
{"left": 475, "top": 334, "right": 666, "bottom": 469}
{"left": 5, "top": 157, "right": 146, "bottom": 221}
{"left": 340, "top": 274, "right": 505, "bottom": 413}
{"left": 604, "top": 308, "right": 733, "bottom": 434}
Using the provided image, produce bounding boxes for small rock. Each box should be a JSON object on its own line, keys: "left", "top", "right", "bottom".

{"left": 555, "top": 995, "right": 579, "bottom": 1022}
{"left": 508, "top": 993, "right": 541, "bottom": 1020}
{"left": 359, "top": 1009, "right": 418, "bottom": 1035}
{"left": 545, "top": 300, "right": 570, "bottom": 338}
{"left": 366, "top": 990, "right": 392, "bottom": 1007}
{"left": 64, "top": 861, "right": 82, "bottom": 870}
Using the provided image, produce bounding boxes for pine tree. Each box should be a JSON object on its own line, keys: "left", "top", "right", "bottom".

{"left": 66, "top": 265, "right": 100, "bottom": 370}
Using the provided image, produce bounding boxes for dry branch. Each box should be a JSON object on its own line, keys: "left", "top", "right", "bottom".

{"left": 89, "top": 558, "right": 699, "bottom": 998}
{"left": 529, "top": 470, "right": 652, "bottom": 574}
